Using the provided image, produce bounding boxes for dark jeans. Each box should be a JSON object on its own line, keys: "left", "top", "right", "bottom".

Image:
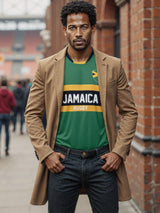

{"left": 48, "top": 145, "right": 118, "bottom": 213}
{"left": 0, "top": 114, "right": 11, "bottom": 152}
{"left": 13, "top": 106, "right": 24, "bottom": 132}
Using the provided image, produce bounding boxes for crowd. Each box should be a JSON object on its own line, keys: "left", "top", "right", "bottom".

{"left": 0, "top": 77, "right": 32, "bottom": 156}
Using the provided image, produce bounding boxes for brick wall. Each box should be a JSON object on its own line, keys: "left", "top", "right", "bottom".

{"left": 120, "top": 2, "right": 131, "bottom": 79}
{"left": 120, "top": 0, "right": 160, "bottom": 212}
{"left": 95, "top": 0, "right": 116, "bottom": 55}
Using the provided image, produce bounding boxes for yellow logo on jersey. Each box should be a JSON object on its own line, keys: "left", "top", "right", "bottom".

{"left": 92, "top": 71, "right": 98, "bottom": 78}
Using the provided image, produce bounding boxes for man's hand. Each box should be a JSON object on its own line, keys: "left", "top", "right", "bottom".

{"left": 101, "top": 152, "right": 122, "bottom": 172}
{"left": 44, "top": 152, "right": 65, "bottom": 173}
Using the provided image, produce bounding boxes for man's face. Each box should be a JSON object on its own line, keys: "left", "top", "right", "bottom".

{"left": 63, "top": 13, "right": 95, "bottom": 51}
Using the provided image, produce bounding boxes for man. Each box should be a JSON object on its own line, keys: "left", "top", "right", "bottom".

{"left": 0, "top": 79, "right": 16, "bottom": 156}
{"left": 13, "top": 80, "right": 25, "bottom": 134}
{"left": 25, "top": 1, "right": 138, "bottom": 213}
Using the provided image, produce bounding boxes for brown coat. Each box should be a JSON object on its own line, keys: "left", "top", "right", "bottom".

{"left": 25, "top": 47, "right": 138, "bottom": 205}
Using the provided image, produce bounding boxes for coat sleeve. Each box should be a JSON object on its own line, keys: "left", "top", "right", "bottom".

{"left": 24, "top": 61, "right": 54, "bottom": 163}
{"left": 112, "top": 61, "right": 138, "bottom": 160}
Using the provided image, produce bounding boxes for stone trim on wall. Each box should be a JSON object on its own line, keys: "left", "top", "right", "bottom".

{"left": 96, "top": 19, "right": 116, "bottom": 29}
{"left": 131, "top": 140, "right": 160, "bottom": 157}
{"left": 135, "top": 132, "right": 160, "bottom": 143}
{"left": 115, "top": 0, "right": 129, "bottom": 7}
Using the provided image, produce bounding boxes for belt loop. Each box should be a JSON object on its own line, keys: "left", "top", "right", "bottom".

{"left": 66, "top": 148, "right": 70, "bottom": 156}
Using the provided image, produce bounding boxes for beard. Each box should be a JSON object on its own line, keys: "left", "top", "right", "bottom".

{"left": 67, "top": 32, "right": 92, "bottom": 51}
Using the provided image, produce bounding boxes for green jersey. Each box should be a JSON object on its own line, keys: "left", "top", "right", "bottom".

{"left": 55, "top": 53, "right": 108, "bottom": 150}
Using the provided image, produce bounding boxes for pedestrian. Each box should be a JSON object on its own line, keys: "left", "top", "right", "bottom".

{"left": 25, "top": 1, "right": 138, "bottom": 213}
{"left": 0, "top": 79, "right": 16, "bottom": 156}
{"left": 13, "top": 80, "right": 25, "bottom": 134}
{"left": 24, "top": 79, "right": 32, "bottom": 109}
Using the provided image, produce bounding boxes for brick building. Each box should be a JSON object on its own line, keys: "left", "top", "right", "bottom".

{"left": 41, "top": 0, "right": 160, "bottom": 212}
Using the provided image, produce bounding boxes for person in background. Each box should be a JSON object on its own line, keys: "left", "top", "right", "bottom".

{"left": 0, "top": 79, "right": 16, "bottom": 156}
{"left": 13, "top": 80, "right": 25, "bottom": 135}
{"left": 25, "top": 1, "right": 138, "bottom": 212}
{"left": 8, "top": 79, "right": 16, "bottom": 125}
{"left": 24, "top": 79, "right": 32, "bottom": 110}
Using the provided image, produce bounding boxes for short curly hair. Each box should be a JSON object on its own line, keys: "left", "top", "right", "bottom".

{"left": 61, "top": 1, "right": 96, "bottom": 27}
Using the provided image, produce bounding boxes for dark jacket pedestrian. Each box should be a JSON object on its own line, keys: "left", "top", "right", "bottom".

{"left": 13, "top": 81, "right": 25, "bottom": 134}
{"left": 24, "top": 81, "right": 32, "bottom": 109}
{"left": 0, "top": 79, "right": 16, "bottom": 155}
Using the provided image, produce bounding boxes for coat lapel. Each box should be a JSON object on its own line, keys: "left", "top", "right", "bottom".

{"left": 94, "top": 48, "right": 112, "bottom": 148}
{"left": 94, "top": 48, "right": 108, "bottom": 122}
{"left": 53, "top": 47, "right": 67, "bottom": 111}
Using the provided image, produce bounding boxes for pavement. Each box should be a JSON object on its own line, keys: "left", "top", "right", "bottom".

{"left": 0, "top": 125, "right": 140, "bottom": 213}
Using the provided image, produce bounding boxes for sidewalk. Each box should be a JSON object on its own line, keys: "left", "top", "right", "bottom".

{"left": 0, "top": 127, "right": 140, "bottom": 213}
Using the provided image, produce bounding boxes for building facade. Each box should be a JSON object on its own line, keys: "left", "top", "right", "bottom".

{"left": 41, "top": 0, "right": 160, "bottom": 212}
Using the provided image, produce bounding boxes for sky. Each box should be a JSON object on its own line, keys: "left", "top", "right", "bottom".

{"left": 0, "top": 0, "right": 50, "bottom": 17}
